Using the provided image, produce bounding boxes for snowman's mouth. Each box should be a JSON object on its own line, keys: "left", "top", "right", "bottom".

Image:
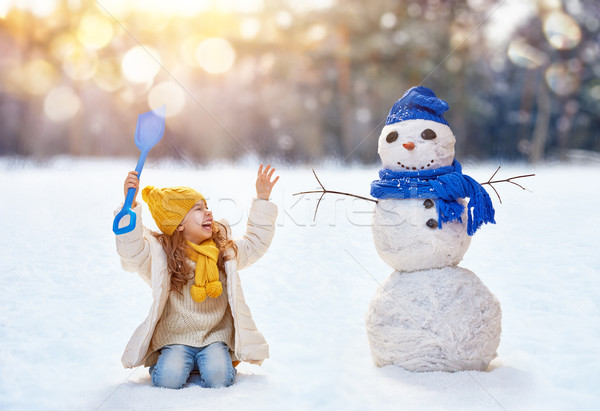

{"left": 397, "top": 159, "right": 435, "bottom": 170}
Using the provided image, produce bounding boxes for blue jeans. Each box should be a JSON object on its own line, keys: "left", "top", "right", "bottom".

{"left": 150, "top": 342, "right": 236, "bottom": 389}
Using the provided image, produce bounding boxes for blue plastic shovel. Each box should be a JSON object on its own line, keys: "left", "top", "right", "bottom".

{"left": 113, "top": 105, "right": 166, "bottom": 235}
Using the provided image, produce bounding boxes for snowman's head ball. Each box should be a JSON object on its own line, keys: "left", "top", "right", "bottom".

{"left": 378, "top": 87, "right": 455, "bottom": 171}
{"left": 378, "top": 120, "right": 455, "bottom": 171}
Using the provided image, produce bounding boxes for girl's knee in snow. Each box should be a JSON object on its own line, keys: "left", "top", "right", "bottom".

{"left": 200, "top": 368, "right": 235, "bottom": 388}
{"left": 151, "top": 366, "right": 189, "bottom": 389}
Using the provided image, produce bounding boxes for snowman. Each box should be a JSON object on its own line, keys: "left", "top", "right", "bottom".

{"left": 365, "top": 86, "right": 501, "bottom": 372}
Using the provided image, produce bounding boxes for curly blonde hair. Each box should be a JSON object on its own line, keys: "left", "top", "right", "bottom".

{"left": 153, "top": 221, "right": 237, "bottom": 294}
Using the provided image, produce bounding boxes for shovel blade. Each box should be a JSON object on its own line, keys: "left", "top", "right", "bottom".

{"left": 135, "top": 104, "right": 166, "bottom": 152}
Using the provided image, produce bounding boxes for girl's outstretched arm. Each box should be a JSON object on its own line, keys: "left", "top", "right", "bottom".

{"left": 256, "top": 164, "right": 279, "bottom": 200}
{"left": 234, "top": 164, "right": 279, "bottom": 270}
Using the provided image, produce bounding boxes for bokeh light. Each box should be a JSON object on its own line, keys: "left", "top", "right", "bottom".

{"left": 240, "top": 17, "right": 261, "bottom": 40}
{"left": 50, "top": 33, "right": 78, "bottom": 61}
{"left": 589, "top": 84, "right": 600, "bottom": 101}
{"left": 21, "top": 59, "right": 59, "bottom": 95}
{"left": 134, "top": 0, "right": 211, "bottom": 16}
{"left": 93, "top": 59, "right": 123, "bottom": 92}
{"left": 507, "top": 38, "right": 549, "bottom": 69}
{"left": 304, "top": 24, "right": 327, "bottom": 45}
{"left": 44, "top": 86, "right": 82, "bottom": 122}
{"left": 195, "top": 38, "right": 236, "bottom": 75}
{"left": 63, "top": 46, "right": 98, "bottom": 81}
{"left": 15, "top": 0, "right": 58, "bottom": 17}
{"left": 545, "top": 62, "right": 581, "bottom": 96}
{"left": 275, "top": 11, "right": 293, "bottom": 29}
{"left": 148, "top": 82, "right": 186, "bottom": 117}
{"left": 77, "top": 12, "right": 114, "bottom": 50}
{"left": 0, "top": 0, "right": 10, "bottom": 18}
{"left": 93, "top": 0, "right": 127, "bottom": 20}
{"left": 543, "top": 11, "right": 582, "bottom": 50}
{"left": 121, "top": 46, "right": 162, "bottom": 84}
{"left": 380, "top": 12, "right": 397, "bottom": 29}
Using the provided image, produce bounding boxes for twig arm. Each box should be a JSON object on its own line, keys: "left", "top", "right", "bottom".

{"left": 293, "top": 189, "right": 377, "bottom": 203}
{"left": 479, "top": 166, "right": 535, "bottom": 203}
{"left": 292, "top": 169, "right": 378, "bottom": 220}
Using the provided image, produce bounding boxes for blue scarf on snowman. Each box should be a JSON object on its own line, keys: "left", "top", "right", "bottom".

{"left": 370, "top": 159, "right": 495, "bottom": 236}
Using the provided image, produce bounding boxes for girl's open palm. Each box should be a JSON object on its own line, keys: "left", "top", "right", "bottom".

{"left": 256, "top": 164, "right": 279, "bottom": 200}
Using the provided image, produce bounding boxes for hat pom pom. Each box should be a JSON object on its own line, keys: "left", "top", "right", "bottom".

{"left": 206, "top": 281, "right": 223, "bottom": 298}
{"left": 404, "top": 86, "right": 449, "bottom": 116}
{"left": 141, "top": 186, "right": 155, "bottom": 204}
{"left": 190, "top": 284, "right": 207, "bottom": 302}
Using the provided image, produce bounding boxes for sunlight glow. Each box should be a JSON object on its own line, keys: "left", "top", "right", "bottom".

{"left": 195, "top": 38, "right": 236, "bottom": 75}
{"left": 121, "top": 46, "right": 161, "bottom": 84}
{"left": 128, "top": 0, "right": 210, "bottom": 16}
{"left": 13, "top": 0, "right": 58, "bottom": 17}
{"left": 44, "top": 86, "right": 81, "bottom": 122}
{"left": 77, "top": 12, "right": 114, "bottom": 50}
{"left": 0, "top": 0, "right": 10, "bottom": 18}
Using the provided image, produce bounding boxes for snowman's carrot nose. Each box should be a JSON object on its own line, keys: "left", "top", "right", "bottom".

{"left": 403, "top": 142, "right": 415, "bottom": 150}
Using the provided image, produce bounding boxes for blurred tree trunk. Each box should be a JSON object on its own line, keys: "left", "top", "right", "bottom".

{"left": 518, "top": 70, "right": 536, "bottom": 145}
{"left": 452, "top": 50, "right": 468, "bottom": 157}
{"left": 530, "top": 76, "right": 551, "bottom": 163}
{"left": 15, "top": 10, "right": 31, "bottom": 156}
{"left": 336, "top": 24, "right": 353, "bottom": 160}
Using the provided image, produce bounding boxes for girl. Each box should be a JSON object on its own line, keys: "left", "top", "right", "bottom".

{"left": 114, "top": 165, "right": 279, "bottom": 389}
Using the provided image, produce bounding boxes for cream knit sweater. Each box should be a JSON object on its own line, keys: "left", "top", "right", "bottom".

{"left": 145, "top": 265, "right": 234, "bottom": 366}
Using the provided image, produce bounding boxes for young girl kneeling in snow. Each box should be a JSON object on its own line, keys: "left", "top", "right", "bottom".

{"left": 114, "top": 165, "right": 279, "bottom": 389}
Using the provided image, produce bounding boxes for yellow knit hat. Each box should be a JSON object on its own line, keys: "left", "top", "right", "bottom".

{"left": 141, "top": 186, "right": 205, "bottom": 235}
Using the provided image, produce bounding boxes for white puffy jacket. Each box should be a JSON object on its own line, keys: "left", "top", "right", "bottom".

{"left": 114, "top": 198, "right": 278, "bottom": 368}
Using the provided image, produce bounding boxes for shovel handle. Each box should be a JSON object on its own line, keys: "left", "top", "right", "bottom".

{"left": 113, "top": 187, "right": 138, "bottom": 235}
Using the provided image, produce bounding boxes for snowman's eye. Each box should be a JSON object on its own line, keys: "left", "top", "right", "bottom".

{"left": 386, "top": 131, "right": 398, "bottom": 143}
{"left": 421, "top": 129, "right": 437, "bottom": 140}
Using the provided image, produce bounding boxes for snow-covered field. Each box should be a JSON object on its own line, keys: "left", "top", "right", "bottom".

{"left": 0, "top": 157, "right": 598, "bottom": 410}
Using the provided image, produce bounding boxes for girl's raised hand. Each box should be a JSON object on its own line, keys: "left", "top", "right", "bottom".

{"left": 124, "top": 170, "right": 140, "bottom": 207}
{"left": 256, "top": 164, "right": 279, "bottom": 200}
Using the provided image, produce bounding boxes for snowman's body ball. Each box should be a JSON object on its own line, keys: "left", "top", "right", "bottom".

{"left": 372, "top": 198, "right": 472, "bottom": 272}
{"left": 365, "top": 266, "right": 501, "bottom": 372}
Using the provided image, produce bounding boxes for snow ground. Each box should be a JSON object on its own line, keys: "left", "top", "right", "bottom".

{"left": 0, "top": 157, "right": 598, "bottom": 411}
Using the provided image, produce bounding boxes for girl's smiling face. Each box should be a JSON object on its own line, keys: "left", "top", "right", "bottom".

{"left": 177, "top": 200, "right": 213, "bottom": 244}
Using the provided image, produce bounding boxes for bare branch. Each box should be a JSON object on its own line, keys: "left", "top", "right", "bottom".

{"left": 489, "top": 183, "right": 502, "bottom": 204}
{"left": 292, "top": 170, "right": 378, "bottom": 220}
{"left": 312, "top": 169, "right": 325, "bottom": 190}
{"left": 489, "top": 165, "right": 501, "bottom": 181}
{"left": 315, "top": 192, "right": 326, "bottom": 221}
{"left": 480, "top": 169, "right": 535, "bottom": 203}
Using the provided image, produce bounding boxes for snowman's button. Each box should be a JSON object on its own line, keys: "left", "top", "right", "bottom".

{"left": 426, "top": 219, "right": 438, "bottom": 228}
{"left": 423, "top": 199, "right": 434, "bottom": 209}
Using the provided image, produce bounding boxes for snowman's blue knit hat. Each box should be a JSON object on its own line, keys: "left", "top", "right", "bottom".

{"left": 385, "top": 86, "right": 450, "bottom": 126}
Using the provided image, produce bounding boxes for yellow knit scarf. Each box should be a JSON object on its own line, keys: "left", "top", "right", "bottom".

{"left": 186, "top": 239, "right": 222, "bottom": 303}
